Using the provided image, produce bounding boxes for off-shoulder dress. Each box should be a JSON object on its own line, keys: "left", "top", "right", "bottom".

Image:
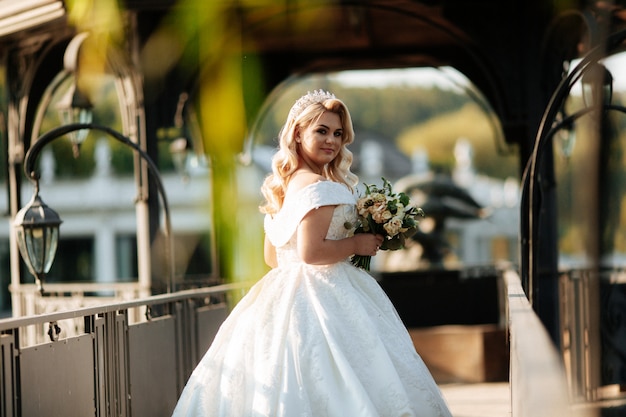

{"left": 172, "top": 181, "right": 452, "bottom": 417}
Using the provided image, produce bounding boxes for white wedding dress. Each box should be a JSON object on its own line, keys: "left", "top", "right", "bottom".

{"left": 172, "top": 181, "right": 452, "bottom": 417}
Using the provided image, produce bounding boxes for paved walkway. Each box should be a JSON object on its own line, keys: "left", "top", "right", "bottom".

{"left": 440, "top": 382, "right": 511, "bottom": 417}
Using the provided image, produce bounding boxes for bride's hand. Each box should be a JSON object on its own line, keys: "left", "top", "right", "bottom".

{"left": 353, "top": 233, "right": 384, "bottom": 256}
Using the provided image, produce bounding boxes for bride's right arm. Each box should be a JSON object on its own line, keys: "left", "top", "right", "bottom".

{"left": 298, "top": 206, "right": 383, "bottom": 265}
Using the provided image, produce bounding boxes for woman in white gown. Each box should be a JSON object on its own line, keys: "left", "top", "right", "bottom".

{"left": 172, "top": 90, "right": 453, "bottom": 417}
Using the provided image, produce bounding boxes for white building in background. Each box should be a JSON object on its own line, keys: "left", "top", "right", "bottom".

{"left": 449, "top": 138, "right": 520, "bottom": 266}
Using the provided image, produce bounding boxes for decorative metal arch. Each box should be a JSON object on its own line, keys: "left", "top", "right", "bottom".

{"left": 522, "top": 28, "right": 626, "bottom": 306}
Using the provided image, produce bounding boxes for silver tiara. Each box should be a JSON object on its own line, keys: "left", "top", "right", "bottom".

{"left": 288, "top": 89, "right": 336, "bottom": 120}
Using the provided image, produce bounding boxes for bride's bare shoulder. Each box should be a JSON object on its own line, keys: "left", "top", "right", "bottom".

{"left": 286, "top": 172, "right": 326, "bottom": 195}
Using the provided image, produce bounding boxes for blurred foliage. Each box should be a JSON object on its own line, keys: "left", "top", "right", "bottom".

{"left": 397, "top": 102, "right": 518, "bottom": 178}
{"left": 145, "top": 0, "right": 276, "bottom": 286}
{"left": 65, "top": 0, "right": 124, "bottom": 100}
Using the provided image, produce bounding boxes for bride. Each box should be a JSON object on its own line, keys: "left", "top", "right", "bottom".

{"left": 171, "top": 90, "right": 453, "bottom": 417}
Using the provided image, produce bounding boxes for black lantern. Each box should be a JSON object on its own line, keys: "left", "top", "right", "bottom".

{"left": 14, "top": 181, "right": 62, "bottom": 294}
{"left": 55, "top": 82, "right": 94, "bottom": 157}
{"left": 169, "top": 136, "right": 191, "bottom": 180}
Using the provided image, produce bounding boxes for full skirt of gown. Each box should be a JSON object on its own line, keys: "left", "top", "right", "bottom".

{"left": 171, "top": 259, "right": 453, "bottom": 417}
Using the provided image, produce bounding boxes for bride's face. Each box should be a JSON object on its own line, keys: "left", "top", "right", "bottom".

{"left": 296, "top": 111, "right": 343, "bottom": 171}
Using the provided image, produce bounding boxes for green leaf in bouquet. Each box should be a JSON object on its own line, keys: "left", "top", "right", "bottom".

{"left": 402, "top": 226, "right": 418, "bottom": 240}
{"left": 399, "top": 192, "right": 410, "bottom": 206}
{"left": 382, "top": 236, "right": 405, "bottom": 251}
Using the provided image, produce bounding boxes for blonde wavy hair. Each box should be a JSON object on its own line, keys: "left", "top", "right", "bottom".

{"left": 259, "top": 96, "right": 358, "bottom": 215}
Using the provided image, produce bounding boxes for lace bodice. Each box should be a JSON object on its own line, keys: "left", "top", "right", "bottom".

{"left": 264, "top": 181, "right": 357, "bottom": 265}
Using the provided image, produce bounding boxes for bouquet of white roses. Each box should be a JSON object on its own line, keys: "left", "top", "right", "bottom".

{"left": 351, "top": 177, "right": 424, "bottom": 271}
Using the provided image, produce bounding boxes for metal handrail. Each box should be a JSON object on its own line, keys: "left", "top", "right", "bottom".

{"left": 0, "top": 281, "right": 253, "bottom": 331}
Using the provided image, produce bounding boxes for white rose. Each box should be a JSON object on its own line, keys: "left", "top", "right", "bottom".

{"left": 383, "top": 217, "right": 403, "bottom": 236}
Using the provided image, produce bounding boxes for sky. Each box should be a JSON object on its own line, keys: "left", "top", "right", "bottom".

{"left": 330, "top": 55, "right": 626, "bottom": 94}
{"left": 328, "top": 67, "right": 469, "bottom": 92}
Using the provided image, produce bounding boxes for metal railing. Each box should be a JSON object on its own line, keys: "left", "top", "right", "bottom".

{"left": 9, "top": 282, "right": 150, "bottom": 346}
{"left": 0, "top": 281, "right": 253, "bottom": 417}
{"left": 559, "top": 268, "right": 626, "bottom": 403}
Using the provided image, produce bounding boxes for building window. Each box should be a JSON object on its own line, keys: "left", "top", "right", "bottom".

{"left": 45, "top": 237, "right": 94, "bottom": 282}
{"left": 116, "top": 234, "right": 138, "bottom": 281}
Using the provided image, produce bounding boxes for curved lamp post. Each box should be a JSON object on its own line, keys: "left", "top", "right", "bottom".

{"left": 14, "top": 123, "right": 175, "bottom": 295}
{"left": 524, "top": 30, "right": 626, "bottom": 301}
{"left": 518, "top": 30, "right": 626, "bottom": 400}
